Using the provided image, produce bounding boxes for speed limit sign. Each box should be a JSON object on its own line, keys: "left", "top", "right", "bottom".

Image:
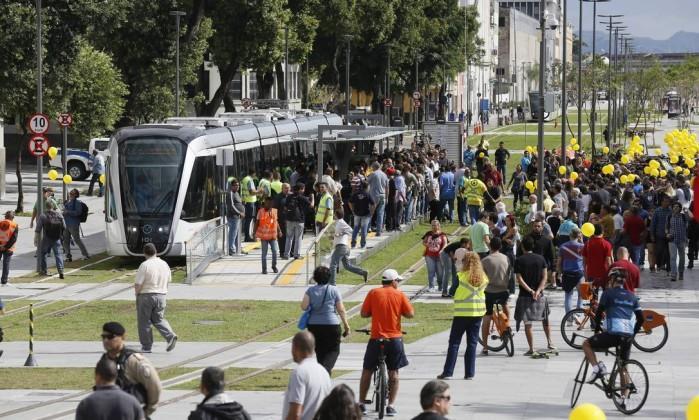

{"left": 28, "top": 113, "right": 50, "bottom": 135}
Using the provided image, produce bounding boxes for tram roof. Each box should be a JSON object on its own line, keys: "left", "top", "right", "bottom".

{"left": 292, "top": 127, "right": 410, "bottom": 143}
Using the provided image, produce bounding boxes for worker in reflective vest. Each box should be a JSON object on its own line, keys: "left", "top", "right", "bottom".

{"left": 270, "top": 171, "right": 283, "bottom": 197}
{"left": 438, "top": 251, "right": 488, "bottom": 380}
{"left": 0, "top": 210, "right": 18, "bottom": 286}
{"left": 315, "top": 182, "right": 334, "bottom": 233}
{"left": 257, "top": 170, "right": 272, "bottom": 201}
{"left": 241, "top": 169, "right": 258, "bottom": 243}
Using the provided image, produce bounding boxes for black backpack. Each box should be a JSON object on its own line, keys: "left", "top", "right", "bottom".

{"left": 114, "top": 349, "right": 148, "bottom": 405}
{"left": 43, "top": 212, "right": 64, "bottom": 240}
{"left": 284, "top": 195, "right": 303, "bottom": 222}
{"left": 79, "top": 201, "right": 89, "bottom": 223}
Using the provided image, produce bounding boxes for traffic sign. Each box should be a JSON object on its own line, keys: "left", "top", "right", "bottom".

{"left": 57, "top": 113, "right": 73, "bottom": 127}
{"left": 28, "top": 113, "right": 50, "bottom": 135}
{"left": 242, "top": 98, "right": 252, "bottom": 109}
{"left": 413, "top": 99, "right": 422, "bottom": 108}
{"left": 383, "top": 98, "right": 393, "bottom": 107}
{"left": 412, "top": 91, "right": 421, "bottom": 100}
{"left": 28, "top": 135, "right": 50, "bottom": 157}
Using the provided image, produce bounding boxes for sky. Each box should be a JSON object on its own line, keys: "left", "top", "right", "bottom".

{"left": 566, "top": 0, "right": 698, "bottom": 39}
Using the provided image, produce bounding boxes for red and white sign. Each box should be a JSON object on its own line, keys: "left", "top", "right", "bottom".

{"left": 28, "top": 135, "right": 50, "bottom": 157}
{"left": 242, "top": 98, "right": 252, "bottom": 109}
{"left": 412, "top": 91, "right": 421, "bottom": 100}
{"left": 28, "top": 113, "right": 50, "bottom": 134}
{"left": 383, "top": 98, "right": 393, "bottom": 107}
{"left": 57, "top": 113, "right": 73, "bottom": 127}
{"left": 413, "top": 99, "right": 422, "bottom": 108}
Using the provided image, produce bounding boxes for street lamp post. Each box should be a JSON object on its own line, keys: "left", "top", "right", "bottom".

{"left": 284, "top": 27, "right": 289, "bottom": 108}
{"left": 536, "top": 0, "right": 558, "bottom": 204}
{"left": 344, "top": 35, "right": 353, "bottom": 122}
{"left": 561, "top": 0, "right": 568, "bottom": 167}
{"left": 599, "top": 14, "right": 624, "bottom": 149}
{"left": 577, "top": 0, "right": 583, "bottom": 149}
{"left": 170, "top": 11, "right": 186, "bottom": 117}
{"left": 35, "top": 0, "right": 43, "bottom": 274}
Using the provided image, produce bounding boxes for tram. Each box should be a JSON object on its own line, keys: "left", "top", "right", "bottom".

{"left": 104, "top": 114, "right": 342, "bottom": 257}
{"left": 662, "top": 90, "right": 681, "bottom": 118}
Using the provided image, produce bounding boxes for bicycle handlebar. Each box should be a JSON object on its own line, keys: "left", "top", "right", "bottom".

{"left": 355, "top": 329, "right": 407, "bottom": 335}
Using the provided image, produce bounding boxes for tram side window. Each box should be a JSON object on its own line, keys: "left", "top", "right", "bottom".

{"left": 181, "top": 156, "right": 220, "bottom": 222}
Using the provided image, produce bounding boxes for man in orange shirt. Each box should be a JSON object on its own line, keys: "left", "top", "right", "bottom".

{"left": 358, "top": 269, "right": 415, "bottom": 417}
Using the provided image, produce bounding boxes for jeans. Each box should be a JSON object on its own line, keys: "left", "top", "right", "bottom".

{"left": 260, "top": 239, "right": 278, "bottom": 272}
{"left": 468, "top": 205, "right": 480, "bottom": 225}
{"left": 630, "top": 244, "right": 643, "bottom": 267}
{"left": 40, "top": 238, "right": 64, "bottom": 274}
{"left": 374, "top": 195, "right": 386, "bottom": 235}
{"left": 0, "top": 250, "right": 12, "bottom": 283}
{"left": 669, "top": 241, "right": 686, "bottom": 276}
{"left": 329, "top": 244, "right": 367, "bottom": 285}
{"left": 441, "top": 316, "right": 482, "bottom": 378}
{"left": 457, "top": 197, "right": 467, "bottom": 225}
{"left": 512, "top": 187, "right": 525, "bottom": 209}
{"left": 352, "top": 215, "right": 371, "bottom": 248}
{"left": 440, "top": 251, "right": 454, "bottom": 294}
{"left": 405, "top": 192, "right": 414, "bottom": 222}
{"left": 655, "top": 237, "right": 669, "bottom": 272}
{"left": 227, "top": 217, "right": 241, "bottom": 255}
{"left": 284, "top": 221, "right": 304, "bottom": 258}
{"left": 497, "top": 165, "right": 506, "bottom": 186}
{"left": 243, "top": 203, "right": 256, "bottom": 241}
{"left": 424, "top": 255, "right": 443, "bottom": 289}
{"left": 136, "top": 293, "right": 176, "bottom": 351}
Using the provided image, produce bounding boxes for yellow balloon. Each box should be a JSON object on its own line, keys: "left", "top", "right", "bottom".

{"left": 569, "top": 403, "right": 606, "bottom": 420}
{"left": 559, "top": 166, "right": 567, "bottom": 175}
{"left": 525, "top": 181, "right": 534, "bottom": 190}
{"left": 655, "top": 148, "right": 663, "bottom": 155}
{"left": 627, "top": 174, "right": 635, "bottom": 182}
{"left": 479, "top": 152, "right": 485, "bottom": 158}
{"left": 651, "top": 168, "right": 660, "bottom": 177}
{"left": 526, "top": 146, "right": 533, "bottom": 153}
{"left": 47, "top": 169, "right": 58, "bottom": 180}
{"left": 581, "top": 223, "right": 595, "bottom": 238}
{"left": 684, "top": 168, "right": 691, "bottom": 176}
{"left": 99, "top": 174, "right": 106, "bottom": 185}
{"left": 570, "top": 138, "right": 578, "bottom": 145}
{"left": 643, "top": 166, "right": 650, "bottom": 174}
{"left": 572, "top": 144, "right": 580, "bottom": 151}
{"left": 649, "top": 160, "right": 660, "bottom": 169}
{"left": 660, "top": 170, "right": 667, "bottom": 178}
{"left": 602, "top": 146, "right": 610, "bottom": 154}
{"left": 687, "top": 395, "right": 699, "bottom": 420}
{"left": 47, "top": 146, "right": 58, "bottom": 159}
{"left": 670, "top": 155, "right": 679, "bottom": 164}
{"left": 632, "top": 135, "right": 641, "bottom": 144}
{"left": 63, "top": 174, "right": 72, "bottom": 184}
{"left": 687, "top": 159, "right": 696, "bottom": 169}
{"left": 621, "top": 155, "right": 630, "bottom": 164}
{"left": 571, "top": 171, "right": 579, "bottom": 180}
{"left": 620, "top": 175, "right": 628, "bottom": 184}
{"left": 675, "top": 166, "right": 683, "bottom": 173}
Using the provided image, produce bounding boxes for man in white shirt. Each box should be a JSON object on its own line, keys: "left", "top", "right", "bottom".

{"left": 282, "top": 332, "right": 332, "bottom": 420}
{"left": 328, "top": 209, "right": 368, "bottom": 285}
{"left": 134, "top": 243, "right": 177, "bottom": 353}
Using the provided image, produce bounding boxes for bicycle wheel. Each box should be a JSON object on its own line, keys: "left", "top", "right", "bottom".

{"left": 571, "top": 358, "right": 588, "bottom": 408}
{"left": 505, "top": 328, "right": 515, "bottom": 357}
{"left": 561, "top": 308, "right": 595, "bottom": 350}
{"left": 377, "top": 363, "right": 388, "bottom": 419}
{"left": 609, "top": 359, "right": 649, "bottom": 415}
{"left": 632, "top": 322, "right": 669, "bottom": 353}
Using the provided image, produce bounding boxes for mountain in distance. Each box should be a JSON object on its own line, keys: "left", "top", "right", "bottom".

{"left": 580, "top": 30, "right": 699, "bottom": 54}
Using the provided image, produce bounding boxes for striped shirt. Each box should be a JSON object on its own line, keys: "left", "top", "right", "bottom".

{"left": 666, "top": 213, "right": 688, "bottom": 244}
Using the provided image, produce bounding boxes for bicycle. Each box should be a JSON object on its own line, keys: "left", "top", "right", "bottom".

{"left": 570, "top": 340, "right": 649, "bottom": 415}
{"left": 356, "top": 329, "right": 406, "bottom": 419}
{"left": 561, "top": 282, "right": 669, "bottom": 352}
{"left": 478, "top": 303, "right": 515, "bottom": 357}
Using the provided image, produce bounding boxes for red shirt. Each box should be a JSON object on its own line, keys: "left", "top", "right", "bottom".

{"left": 483, "top": 168, "right": 501, "bottom": 186}
{"left": 582, "top": 236, "right": 612, "bottom": 285}
{"left": 610, "top": 260, "right": 640, "bottom": 293}
{"left": 623, "top": 215, "right": 646, "bottom": 246}
{"left": 361, "top": 286, "right": 414, "bottom": 339}
{"left": 422, "top": 231, "right": 447, "bottom": 257}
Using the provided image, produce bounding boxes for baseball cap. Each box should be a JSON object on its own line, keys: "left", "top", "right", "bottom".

{"left": 382, "top": 269, "right": 404, "bottom": 282}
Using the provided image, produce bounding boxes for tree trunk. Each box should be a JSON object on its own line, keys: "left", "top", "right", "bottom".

{"left": 223, "top": 90, "right": 236, "bottom": 113}
{"left": 301, "top": 61, "right": 309, "bottom": 109}
{"left": 258, "top": 70, "right": 274, "bottom": 99}
{"left": 183, "top": 0, "right": 206, "bottom": 45}
{"left": 15, "top": 125, "right": 25, "bottom": 213}
{"left": 332, "top": 43, "right": 341, "bottom": 89}
{"left": 203, "top": 60, "right": 239, "bottom": 116}
{"left": 275, "top": 62, "right": 287, "bottom": 100}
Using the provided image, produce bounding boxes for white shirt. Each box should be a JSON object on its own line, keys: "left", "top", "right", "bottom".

{"left": 135, "top": 256, "right": 171, "bottom": 294}
{"left": 282, "top": 357, "right": 332, "bottom": 420}
{"left": 613, "top": 213, "right": 624, "bottom": 231}
{"left": 333, "top": 219, "right": 353, "bottom": 247}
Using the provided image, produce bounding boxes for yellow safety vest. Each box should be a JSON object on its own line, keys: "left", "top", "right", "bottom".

{"left": 241, "top": 176, "right": 257, "bottom": 203}
{"left": 258, "top": 178, "right": 271, "bottom": 199}
{"left": 315, "top": 192, "right": 334, "bottom": 223}
{"left": 270, "top": 180, "right": 283, "bottom": 195}
{"left": 453, "top": 271, "right": 487, "bottom": 317}
{"left": 465, "top": 179, "right": 486, "bottom": 207}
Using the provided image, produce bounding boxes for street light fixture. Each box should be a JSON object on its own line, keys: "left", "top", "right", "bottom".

{"left": 343, "top": 34, "right": 353, "bottom": 122}
{"left": 599, "top": 14, "right": 624, "bottom": 148}
{"left": 170, "top": 10, "right": 186, "bottom": 117}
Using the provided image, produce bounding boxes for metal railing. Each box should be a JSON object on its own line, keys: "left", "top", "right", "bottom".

{"left": 302, "top": 221, "right": 335, "bottom": 285}
{"left": 184, "top": 219, "right": 225, "bottom": 284}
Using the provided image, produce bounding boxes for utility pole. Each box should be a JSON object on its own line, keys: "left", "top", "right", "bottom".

{"left": 170, "top": 11, "right": 186, "bottom": 117}
{"left": 599, "top": 14, "right": 624, "bottom": 149}
{"left": 577, "top": 0, "right": 583, "bottom": 148}
{"left": 344, "top": 35, "right": 353, "bottom": 122}
{"left": 35, "top": 0, "right": 43, "bottom": 273}
{"left": 537, "top": 0, "right": 547, "bottom": 204}
{"left": 561, "top": 0, "right": 568, "bottom": 167}
{"left": 284, "top": 27, "right": 289, "bottom": 108}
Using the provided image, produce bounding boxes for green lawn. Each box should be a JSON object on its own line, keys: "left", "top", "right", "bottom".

{"left": 1, "top": 300, "right": 300, "bottom": 342}
{"left": 170, "top": 368, "right": 351, "bottom": 391}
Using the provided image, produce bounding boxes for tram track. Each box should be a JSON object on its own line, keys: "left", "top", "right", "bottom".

{"left": 1, "top": 224, "right": 465, "bottom": 419}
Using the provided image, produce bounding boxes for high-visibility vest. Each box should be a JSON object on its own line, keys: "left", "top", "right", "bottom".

{"left": 465, "top": 178, "right": 486, "bottom": 207}
{"left": 258, "top": 178, "right": 271, "bottom": 199}
{"left": 241, "top": 176, "right": 257, "bottom": 203}
{"left": 453, "top": 271, "right": 487, "bottom": 317}
{"left": 270, "top": 180, "right": 283, "bottom": 195}
{"left": 315, "top": 192, "right": 334, "bottom": 223}
{"left": 256, "top": 208, "right": 278, "bottom": 240}
{"left": 0, "top": 219, "right": 18, "bottom": 252}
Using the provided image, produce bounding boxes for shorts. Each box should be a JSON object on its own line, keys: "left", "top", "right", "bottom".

{"left": 514, "top": 295, "right": 550, "bottom": 329}
{"left": 588, "top": 332, "right": 632, "bottom": 361}
{"left": 485, "top": 291, "right": 509, "bottom": 316}
{"left": 362, "top": 338, "right": 409, "bottom": 371}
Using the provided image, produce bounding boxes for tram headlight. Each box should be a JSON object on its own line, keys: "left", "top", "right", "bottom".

{"left": 158, "top": 226, "right": 170, "bottom": 234}
{"left": 130, "top": 226, "right": 138, "bottom": 233}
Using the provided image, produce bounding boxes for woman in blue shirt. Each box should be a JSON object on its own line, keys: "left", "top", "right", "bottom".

{"left": 301, "top": 266, "right": 350, "bottom": 374}
{"left": 558, "top": 228, "right": 585, "bottom": 316}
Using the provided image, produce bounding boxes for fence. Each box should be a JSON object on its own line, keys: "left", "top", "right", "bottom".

{"left": 185, "top": 219, "right": 225, "bottom": 284}
{"left": 300, "top": 221, "right": 336, "bottom": 285}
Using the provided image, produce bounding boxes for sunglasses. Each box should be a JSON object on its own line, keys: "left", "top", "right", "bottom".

{"left": 101, "top": 333, "right": 118, "bottom": 340}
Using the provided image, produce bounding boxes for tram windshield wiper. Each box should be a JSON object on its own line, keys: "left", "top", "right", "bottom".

{"left": 151, "top": 190, "right": 174, "bottom": 217}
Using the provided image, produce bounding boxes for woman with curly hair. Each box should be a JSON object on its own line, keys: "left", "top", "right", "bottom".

{"left": 313, "top": 384, "right": 362, "bottom": 420}
{"left": 437, "top": 251, "right": 489, "bottom": 380}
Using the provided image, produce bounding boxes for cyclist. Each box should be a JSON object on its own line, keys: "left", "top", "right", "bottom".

{"left": 582, "top": 268, "right": 644, "bottom": 383}
{"left": 358, "top": 269, "right": 415, "bottom": 417}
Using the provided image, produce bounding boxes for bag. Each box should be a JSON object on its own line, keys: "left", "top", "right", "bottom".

{"left": 79, "top": 201, "right": 89, "bottom": 223}
{"left": 115, "top": 349, "right": 148, "bottom": 405}
{"left": 297, "top": 285, "right": 329, "bottom": 330}
{"left": 284, "top": 195, "right": 303, "bottom": 222}
{"left": 43, "top": 212, "right": 64, "bottom": 240}
{"left": 188, "top": 401, "right": 252, "bottom": 420}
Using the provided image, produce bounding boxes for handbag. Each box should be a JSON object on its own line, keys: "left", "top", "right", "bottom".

{"left": 297, "top": 285, "right": 329, "bottom": 330}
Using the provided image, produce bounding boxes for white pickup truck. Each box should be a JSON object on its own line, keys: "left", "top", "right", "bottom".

{"left": 49, "top": 137, "right": 109, "bottom": 180}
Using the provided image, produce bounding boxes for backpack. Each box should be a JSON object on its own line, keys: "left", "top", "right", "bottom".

{"left": 115, "top": 349, "right": 148, "bottom": 405}
{"left": 284, "top": 195, "right": 303, "bottom": 222}
{"left": 43, "top": 212, "right": 64, "bottom": 240}
{"left": 79, "top": 201, "right": 89, "bottom": 223}
{"left": 188, "top": 400, "right": 252, "bottom": 420}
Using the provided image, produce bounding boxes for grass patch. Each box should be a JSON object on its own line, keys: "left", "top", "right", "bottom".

{"left": 0, "top": 300, "right": 300, "bottom": 342}
{"left": 170, "top": 368, "right": 351, "bottom": 392}
{"left": 0, "top": 367, "right": 195, "bottom": 390}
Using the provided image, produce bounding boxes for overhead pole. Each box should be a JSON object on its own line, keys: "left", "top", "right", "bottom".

{"left": 170, "top": 11, "right": 186, "bottom": 117}
{"left": 536, "top": 0, "right": 547, "bottom": 205}
{"left": 599, "top": 14, "right": 624, "bottom": 149}
{"left": 561, "top": 0, "right": 568, "bottom": 167}
{"left": 35, "top": 0, "right": 43, "bottom": 274}
{"left": 577, "top": 0, "right": 583, "bottom": 149}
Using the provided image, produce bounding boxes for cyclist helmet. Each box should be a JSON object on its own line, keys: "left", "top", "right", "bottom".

{"left": 607, "top": 267, "right": 628, "bottom": 287}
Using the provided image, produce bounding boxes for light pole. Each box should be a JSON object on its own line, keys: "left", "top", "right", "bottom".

{"left": 170, "top": 10, "right": 186, "bottom": 117}
{"left": 561, "top": 0, "right": 568, "bottom": 167}
{"left": 577, "top": 0, "right": 583, "bottom": 149}
{"left": 343, "top": 35, "right": 353, "bottom": 122}
{"left": 284, "top": 27, "right": 289, "bottom": 108}
{"left": 599, "top": 14, "right": 624, "bottom": 148}
{"left": 35, "top": 0, "right": 43, "bottom": 274}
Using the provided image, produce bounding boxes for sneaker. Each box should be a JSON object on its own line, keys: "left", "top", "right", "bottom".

{"left": 436, "top": 374, "right": 452, "bottom": 379}
{"left": 272, "top": 267, "right": 278, "bottom": 273}
{"left": 59, "top": 273, "right": 64, "bottom": 280}
{"left": 385, "top": 406, "right": 397, "bottom": 417}
{"left": 359, "top": 404, "right": 367, "bottom": 415}
{"left": 480, "top": 349, "right": 489, "bottom": 356}
{"left": 280, "top": 256, "right": 289, "bottom": 260}
{"left": 588, "top": 362, "right": 608, "bottom": 383}
{"left": 166, "top": 335, "right": 177, "bottom": 352}
{"left": 523, "top": 350, "right": 535, "bottom": 356}
{"left": 262, "top": 270, "right": 268, "bottom": 274}
{"left": 65, "top": 257, "right": 72, "bottom": 263}
{"left": 679, "top": 273, "right": 684, "bottom": 280}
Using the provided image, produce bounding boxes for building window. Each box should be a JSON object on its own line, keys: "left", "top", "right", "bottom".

{"left": 499, "top": 16, "right": 506, "bottom": 27}
{"left": 229, "top": 72, "right": 242, "bottom": 100}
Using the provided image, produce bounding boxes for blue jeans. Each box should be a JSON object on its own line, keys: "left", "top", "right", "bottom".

{"left": 441, "top": 316, "right": 482, "bottom": 378}
{"left": 329, "top": 244, "right": 367, "bottom": 285}
{"left": 669, "top": 241, "right": 686, "bottom": 276}
{"left": 40, "top": 238, "right": 64, "bottom": 274}
{"left": 439, "top": 197, "right": 454, "bottom": 222}
{"left": 260, "top": 239, "right": 278, "bottom": 272}
{"left": 457, "top": 197, "right": 467, "bottom": 225}
{"left": 630, "top": 244, "right": 644, "bottom": 267}
{"left": 352, "top": 216, "right": 371, "bottom": 248}
{"left": 227, "top": 217, "right": 240, "bottom": 255}
{"left": 468, "top": 205, "right": 480, "bottom": 225}
{"left": 0, "top": 250, "right": 12, "bottom": 283}
{"left": 425, "top": 255, "right": 443, "bottom": 289}
{"left": 440, "top": 251, "right": 454, "bottom": 294}
{"left": 374, "top": 195, "right": 386, "bottom": 235}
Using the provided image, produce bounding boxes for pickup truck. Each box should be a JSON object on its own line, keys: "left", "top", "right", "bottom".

{"left": 49, "top": 137, "right": 109, "bottom": 180}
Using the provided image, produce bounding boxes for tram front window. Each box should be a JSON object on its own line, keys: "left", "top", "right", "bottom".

{"left": 119, "top": 138, "right": 184, "bottom": 217}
